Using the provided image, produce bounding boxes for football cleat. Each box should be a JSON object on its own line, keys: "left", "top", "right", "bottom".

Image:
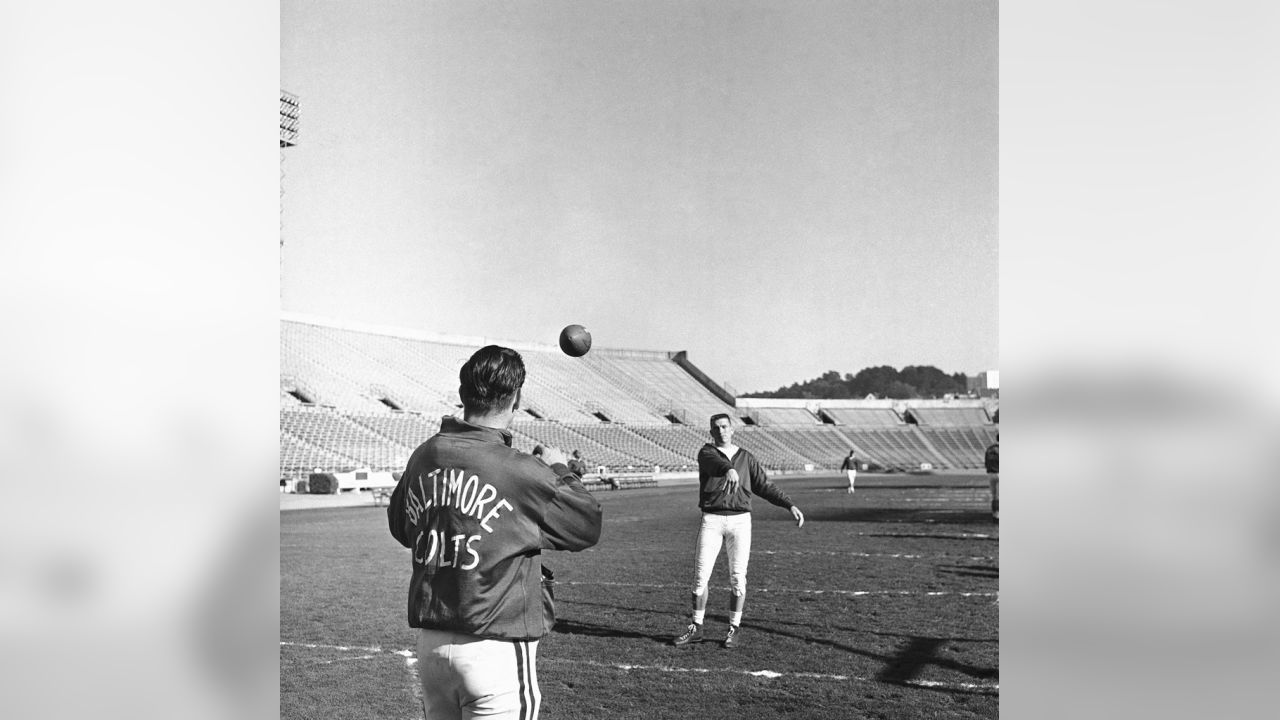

{"left": 723, "top": 625, "right": 741, "bottom": 649}
{"left": 672, "top": 623, "right": 703, "bottom": 647}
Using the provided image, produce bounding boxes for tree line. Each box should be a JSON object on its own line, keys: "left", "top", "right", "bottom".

{"left": 742, "top": 366, "right": 969, "bottom": 400}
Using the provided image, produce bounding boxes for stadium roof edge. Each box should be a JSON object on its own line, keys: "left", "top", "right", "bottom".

{"left": 279, "top": 311, "right": 675, "bottom": 360}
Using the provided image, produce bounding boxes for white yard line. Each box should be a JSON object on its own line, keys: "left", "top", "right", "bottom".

{"left": 400, "top": 650, "right": 422, "bottom": 720}
{"left": 281, "top": 640, "right": 385, "bottom": 653}
{"left": 855, "top": 531, "right": 995, "bottom": 539}
{"left": 541, "top": 658, "right": 999, "bottom": 693}
{"left": 756, "top": 550, "right": 994, "bottom": 561}
{"left": 306, "top": 654, "right": 381, "bottom": 665}
{"left": 280, "top": 641, "right": 997, "bottom": 694}
{"left": 281, "top": 642, "right": 424, "bottom": 717}
{"left": 560, "top": 581, "right": 997, "bottom": 597}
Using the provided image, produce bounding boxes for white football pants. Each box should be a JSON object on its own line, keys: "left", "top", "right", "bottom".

{"left": 416, "top": 629, "right": 540, "bottom": 720}
{"left": 692, "top": 512, "right": 752, "bottom": 599}
{"left": 845, "top": 469, "right": 857, "bottom": 492}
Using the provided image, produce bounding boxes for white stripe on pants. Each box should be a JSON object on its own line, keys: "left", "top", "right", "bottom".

{"left": 416, "top": 628, "right": 540, "bottom": 720}
{"left": 692, "top": 512, "right": 752, "bottom": 599}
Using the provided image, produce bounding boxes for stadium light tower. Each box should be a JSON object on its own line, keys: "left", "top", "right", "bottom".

{"left": 280, "top": 90, "right": 299, "bottom": 301}
{"left": 280, "top": 90, "right": 300, "bottom": 149}
{"left": 280, "top": 90, "right": 300, "bottom": 247}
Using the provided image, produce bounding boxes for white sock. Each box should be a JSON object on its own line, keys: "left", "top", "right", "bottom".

{"left": 692, "top": 612, "right": 705, "bottom": 626}
{"left": 729, "top": 611, "right": 742, "bottom": 627}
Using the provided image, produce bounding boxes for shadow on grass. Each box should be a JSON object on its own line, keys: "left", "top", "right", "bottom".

{"left": 735, "top": 619, "right": 998, "bottom": 695}
{"left": 552, "top": 616, "right": 675, "bottom": 645}
{"left": 801, "top": 506, "right": 997, "bottom": 525}
{"left": 871, "top": 635, "right": 998, "bottom": 686}
{"left": 937, "top": 563, "right": 999, "bottom": 579}
{"left": 556, "top": 598, "right": 997, "bottom": 695}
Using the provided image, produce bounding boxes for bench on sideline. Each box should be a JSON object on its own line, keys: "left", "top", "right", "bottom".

{"left": 582, "top": 472, "right": 657, "bottom": 492}
{"left": 371, "top": 487, "right": 395, "bottom": 506}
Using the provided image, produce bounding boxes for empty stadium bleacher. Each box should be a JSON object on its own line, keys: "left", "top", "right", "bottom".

{"left": 835, "top": 426, "right": 947, "bottom": 472}
{"left": 823, "top": 407, "right": 903, "bottom": 426}
{"left": 279, "top": 316, "right": 996, "bottom": 479}
{"left": 732, "top": 427, "right": 813, "bottom": 472}
{"left": 749, "top": 407, "right": 820, "bottom": 425}
{"left": 917, "top": 426, "right": 998, "bottom": 470}
{"left": 906, "top": 406, "right": 993, "bottom": 426}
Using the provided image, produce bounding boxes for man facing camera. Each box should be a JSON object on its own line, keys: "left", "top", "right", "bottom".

{"left": 672, "top": 413, "right": 804, "bottom": 649}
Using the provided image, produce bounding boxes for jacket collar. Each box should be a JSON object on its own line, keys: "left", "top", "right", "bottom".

{"left": 439, "top": 415, "right": 514, "bottom": 447}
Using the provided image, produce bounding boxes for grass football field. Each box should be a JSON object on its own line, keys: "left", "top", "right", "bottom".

{"left": 282, "top": 473, "right": 999, "bottom": 719}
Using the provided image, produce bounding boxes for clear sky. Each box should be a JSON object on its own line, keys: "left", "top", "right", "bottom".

{"left": 281, "top": 0, "right": 997, "bottom": 393}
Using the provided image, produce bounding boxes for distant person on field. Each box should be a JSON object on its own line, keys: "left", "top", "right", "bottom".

{"left": 672, "top": 413, "right": 804, "bottom": 649}
{"left": 840, "top": 450, "right": 859, "bottom": 494}
{"left": 985, "top": 433, "right": 999, "bottom": 522}
{"left": 388, "top": 345, "right": 603, "bottom": 720}
{"left": 567, "top": 449, "right": 588, "bottom": 477}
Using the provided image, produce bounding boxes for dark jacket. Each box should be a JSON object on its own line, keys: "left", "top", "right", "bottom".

{"left": 696, "top": 444, "right": 793, "bottom": 515}
{"left": 985, "top": 442, "right": 999, "bottom": 474}
{"left": 388, "top": 417, "right": 603, "bottom": 639}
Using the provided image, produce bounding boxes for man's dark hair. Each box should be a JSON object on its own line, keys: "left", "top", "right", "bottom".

{"left": 459, "top": 345, "right": 526, "bottom": 416}
{"left": 709, "top": 413, "right": 732, "bottom": 427}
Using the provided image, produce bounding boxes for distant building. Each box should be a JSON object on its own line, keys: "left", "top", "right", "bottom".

{"left": 967, "top": 370, "right": 999, "bottom": 398}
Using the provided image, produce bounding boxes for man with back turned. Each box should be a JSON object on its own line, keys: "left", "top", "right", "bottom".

{"left": 388, "top": 345, "right": 603, "bottom": 719}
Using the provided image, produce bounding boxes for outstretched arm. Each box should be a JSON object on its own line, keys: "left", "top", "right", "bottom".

{"left": 540, "top": 462, "right": 604, "bottom": 551}
{"left": 384, "top": 458, "right": 419, "bottom": 543}
{"left": 747, "top": 455, "right": 803, "bottom": 527}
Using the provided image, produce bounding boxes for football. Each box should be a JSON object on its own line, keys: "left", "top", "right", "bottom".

{"left": 558, "top": 324, "right": 592, "bottom": 357}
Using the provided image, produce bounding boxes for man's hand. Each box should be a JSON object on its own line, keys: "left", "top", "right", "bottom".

{"left": 790, "top": 506, "right": 804, "bottom": 528}
{"left": 725, "top": 468, "right": 740, "bottom": 491}
{"left": 542, "top": 446, "right": 568, "bottom": 466}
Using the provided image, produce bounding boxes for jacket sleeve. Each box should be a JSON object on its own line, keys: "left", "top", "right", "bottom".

{"left": 697, "top": 445, "right": 732, "bottom": 476}
{"left": 747, "top": 454, "right": 794, "bottom": 510}
{"left": 540, "top": 462, "right": 604, "bottom": 551}
{"left": 387, "top": 468, "right": 414, "bottom": 549}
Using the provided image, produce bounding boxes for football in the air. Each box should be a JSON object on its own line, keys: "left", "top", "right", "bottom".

{"left": 558, "top": 324, "right": 592, "bottom": 357}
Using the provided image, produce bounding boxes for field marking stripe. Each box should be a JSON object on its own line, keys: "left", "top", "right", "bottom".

{"left": 757, "top": 550, "right": 994, "bottom": 561}
{"left": 281, "top": 640, "right": 384, "bottom": 653}
{"left": 280, "top": 642, "right": 997, "bottom": 693}
{"left": 856, "top": 532, "right": 995, "bottom": 539}
{"left": 312, "top": 654, "right": 380, "bottom": 665}
{"left": 402, "top": 651, "right": 422, "bottom": 720}
{"left": 540, "top": 658, "right": 998, "bottom": 693}
{"left": 560, "top": 581, "right": 997, "bottom": 597}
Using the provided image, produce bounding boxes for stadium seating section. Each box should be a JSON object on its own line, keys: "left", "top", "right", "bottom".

{"left": 822, "top": 407, "right": 902, "bottom": 426}
{"left": 749, "top": 407, "right": 820, "bottom": 425}
{"left": 280, "top": 319, "right": 997, "bottom": 477}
